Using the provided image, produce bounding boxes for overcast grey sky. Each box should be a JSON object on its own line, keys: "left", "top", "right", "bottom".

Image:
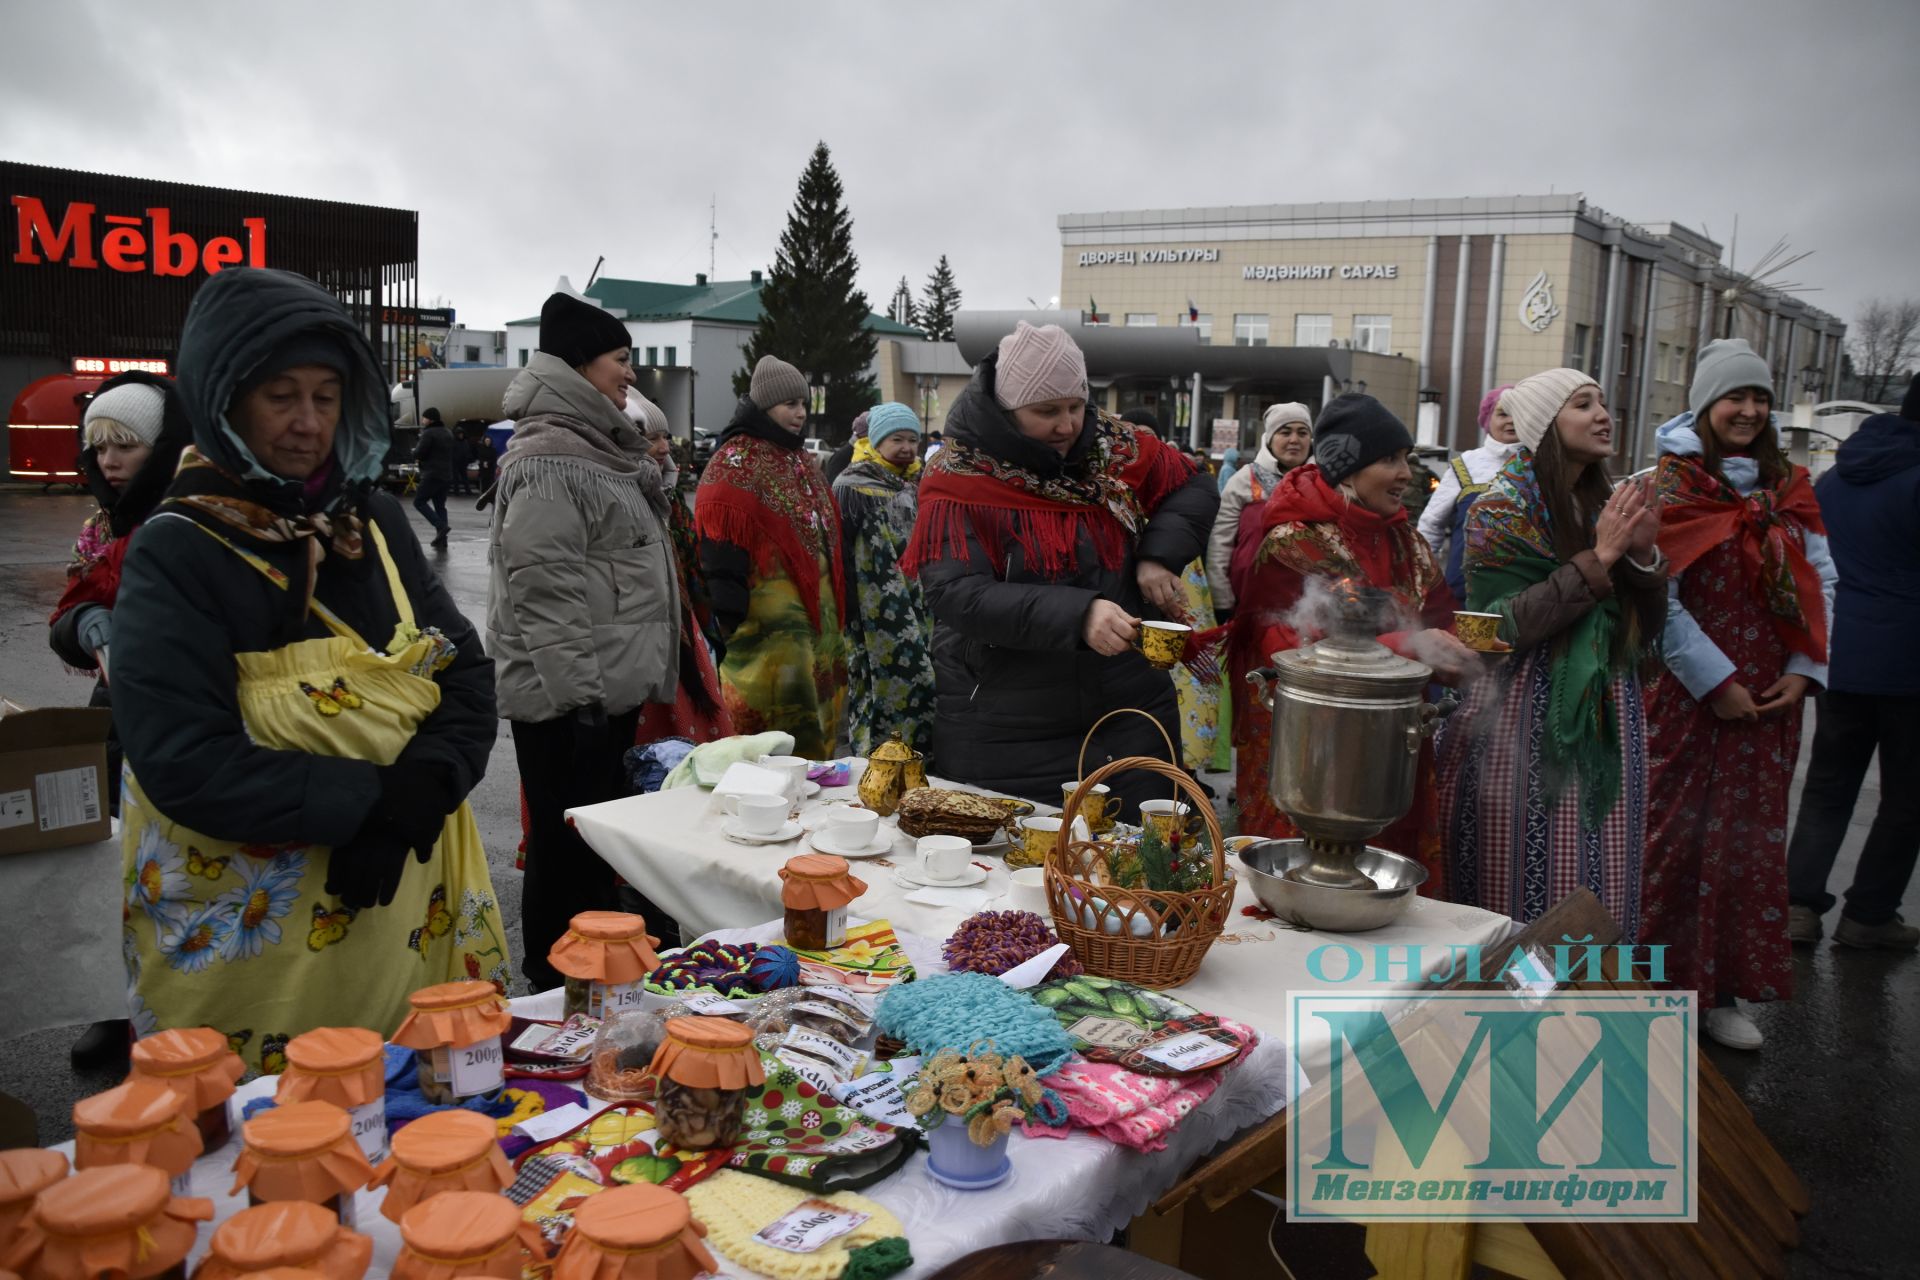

{"left": 4, "top": 0, "right": 1915, "bottom": 334}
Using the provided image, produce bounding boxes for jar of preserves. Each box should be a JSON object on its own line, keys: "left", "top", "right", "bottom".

{"left": 71, "top": 1079, "right": 203, "bottom": 1196}
{"left": 278, "top": 1027, "right": 389, "bottom": 1164}
{"left": 777, "top": 854, "right": 866, "bottom": 952}
{"left": 0, "top": 1148, "right": 69, "bottom": 1244}
{"left": 127, "top": 1026, "right": 245, "bottom": 1151}
{"left": 390, "top": 981, "right": 510, "bottom": 1105}
{"left": 392, "top": 1191, "right": 545, "bottom": 1280}
{"left": 192, "top": 1199, "right": 371, "bottom": 1280}
{"left": 230, "top": 1100, "right": 374, "bottom": 1229}
{"left": 647, "top": 1017, "right": 763, "bottom": 1151}
{"left": 368, "top": 1109, "right": 512, "bottom": 1224}
{"left": 6, "top": 1165, "right": 211, "bottom": 1280}
{"left": 553, "top": 1183, "right": 716, "bottom": 1280}
{"left": 585, "top": 1006, "right": 671, "bottom": 1103}
{"left": 548, "top": 910, "right": 662, "bottom": 1020}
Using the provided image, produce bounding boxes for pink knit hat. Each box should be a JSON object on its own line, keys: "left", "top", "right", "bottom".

{"left": 1478, "top": 384, "right": 1514, "bottom": 433}
{"left": 993, "top": 321, "right": 1089, "bottom": 411}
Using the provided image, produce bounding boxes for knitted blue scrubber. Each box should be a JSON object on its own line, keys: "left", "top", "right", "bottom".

{"left": 874, "top": 972, "right": 1075, "bottom": 1075}
{"left": 748, "top": 944, "right": 802, "bottom": 991}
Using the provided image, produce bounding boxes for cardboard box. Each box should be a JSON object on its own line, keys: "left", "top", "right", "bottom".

{"left": 0, "top": 698, "right": 113, "bottom": 855}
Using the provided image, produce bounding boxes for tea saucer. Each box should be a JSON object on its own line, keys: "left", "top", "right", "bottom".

{"left": 895, "top": 863, "right": 988, "bottom": 890}
{"left": 798, "top": 780, "right": 822, "bottom": 799}
{"left": 721, "top": 818, "right": 803, "bottom": 845}
{"left": 811, "top": 827, "right": 895, "bottom": 859}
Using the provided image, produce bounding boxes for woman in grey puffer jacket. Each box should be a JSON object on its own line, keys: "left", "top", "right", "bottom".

{"left": 488, "top": 292, "right": 679, "bottom": 990}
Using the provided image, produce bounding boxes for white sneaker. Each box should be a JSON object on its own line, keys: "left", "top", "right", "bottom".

{"left": 1705, "top": 1006, "right": 1763, "bottom": 1051}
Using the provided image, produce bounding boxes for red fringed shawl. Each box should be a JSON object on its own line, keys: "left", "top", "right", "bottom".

{"left": 900, "top": 414, "right": 1195, "bottom": 581}
{"left": 1654, "top": 455, "right": 1828, "bottom": 663}
{"left": 695, "top": 434, "right": 846, "bottom": 634}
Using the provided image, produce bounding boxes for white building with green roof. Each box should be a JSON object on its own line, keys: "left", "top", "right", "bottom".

{"left": 505, "top": 270, "right": 922, "bottom": 435}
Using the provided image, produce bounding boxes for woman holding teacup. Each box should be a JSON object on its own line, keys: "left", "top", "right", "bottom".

{"left": 1226, "top": 394, "right": 1474, "bottom": 891}
{"left": 901, "top": 322, "right": 1218, "bottom": 818}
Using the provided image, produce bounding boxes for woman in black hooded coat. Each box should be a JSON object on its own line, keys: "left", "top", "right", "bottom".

{"left": 110, "top": 268, "right": 507, "bottom": 1072}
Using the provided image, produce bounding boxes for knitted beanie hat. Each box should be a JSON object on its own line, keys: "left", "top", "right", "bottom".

{"left": 1261, "top": 401, "right": 1311, "bottom": 450}
{"left": 993, "top": 321, "right": 1088, "bottom": 410}
{"left": 1478, "top": 384, "right": 1514, "bottom": 433}
{"left": 1503, "top": 368, "right": 1600, "bottom": 452}
{"left": 84, "top": 382, "right": 167, "bottom": 447}
{"left": 749, "top": 355, "right": 808, "bottom": 410}
{"left": 539, "top": 292, "right": 631, "bottom": 370}
{"left": 866, "top": 401, "right": 920, "bottom": 447}
{"left": 1311, "top": 393, "right": 1413, "bottom": 486}
{"left": 1689, "top": 338, "right": 1774, "bottom": 418}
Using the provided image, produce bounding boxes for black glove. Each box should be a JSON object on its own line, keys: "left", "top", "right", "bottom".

{"left": 324, "top": 821, "right": 415, "bottom": 909}
{"left": 571, "top": 701, "right": 610, "bottom": 755}
{"left": 1214, "top": 607, "right": 1235, "bottom": 625}
{"left": 372, "top": 757, "right": 461, "bottom": 861}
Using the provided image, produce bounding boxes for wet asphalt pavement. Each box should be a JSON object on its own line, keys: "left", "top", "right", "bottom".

{"left": 0, "top": 485, "right": 1913, "bottom": 1278}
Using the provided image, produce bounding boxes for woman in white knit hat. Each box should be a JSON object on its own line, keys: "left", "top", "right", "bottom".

{"left": 1434, "top": 368, "right": 1667, "bottom": 937}
{"left": 900, "top": 321, "right": 1219, "bottom": 815}
{"left": 1637, "top": 339, "right": 1836, "bottom": 1051}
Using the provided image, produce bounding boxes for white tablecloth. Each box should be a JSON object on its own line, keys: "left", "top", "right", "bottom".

{"left": 567, "top": 778, "right": 1513, "bottom": 1069}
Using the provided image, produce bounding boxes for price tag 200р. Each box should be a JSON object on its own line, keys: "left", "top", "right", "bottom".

{"left": 449, "top": 1037, "right": 504, "bottom": 1095}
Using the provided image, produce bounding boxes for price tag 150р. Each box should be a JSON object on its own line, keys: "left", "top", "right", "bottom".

{"left": 449, "top": 1037, "right": 505, "bottom": 1096}
{"left": 753, "top": 1198, "right": 871, "bottom": 1254}
{"left": 596, "top": 980, "right": 647, "bottom": 1017}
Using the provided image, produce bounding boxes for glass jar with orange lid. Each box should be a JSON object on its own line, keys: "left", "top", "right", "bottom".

{"left": 71, "top": 1079, "right": 203, "bottom": 1196}
{"left": 551, "top": 1183, "right": 716, "bottom": 1280}
{"left": 390, "top": 981, "right": 510, "bottom": 1106}
{"left": 230, "top": 1100, "right": 374, "bottom": 1229}
{"left": 127, "top": 1026, "right": 245, "bottom": 1150}
{"left": 392, "top": 1191, "right": 546, "bottom": 1280}
{"left": 367, "top": 1109, "right": 511, "bottom": 1225}
{"left": 191, "top": 1199, "right": 372, "bottom": 1280}
{"left": 6, "top": 1164, "right": 211, "bottom": 1280}
{"left": 777, "top": 853, "right": 866, "bottom": 951}
{"left": 647, "top": 1016, "right": 765, "bottom": 1150}
{"left": 548, "top": 911, "right": 662, "bottom": 1020}
{"left": 277, "top": 1027, "right": 389, "bottom": 1164}
{"left": 0, "top": 1149, "right": 68, "bottom": 1244}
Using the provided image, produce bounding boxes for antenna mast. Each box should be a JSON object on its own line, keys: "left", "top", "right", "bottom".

{"left": 709, "top": 196, "right": 717, "bottom": 279}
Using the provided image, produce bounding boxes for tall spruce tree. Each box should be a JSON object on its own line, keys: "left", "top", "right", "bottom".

{"left": 888, "top": 276, "right": 919, "bottom": 329}
{"left": 919, "top": 255, "right": 962, "bottom": 342}
{"left": 733, "top": 142, "right": 878, "bottom": 442}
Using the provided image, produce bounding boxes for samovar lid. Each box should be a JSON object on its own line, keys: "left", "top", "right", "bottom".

{"left": 1272, "top": 633, "right": 1432, "bottom": 694}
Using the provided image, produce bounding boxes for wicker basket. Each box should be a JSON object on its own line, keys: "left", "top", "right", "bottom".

{"left": 1046, "top": 749, "right": 1232, "bottom": 989}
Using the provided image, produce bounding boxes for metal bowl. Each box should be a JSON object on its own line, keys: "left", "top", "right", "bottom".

{"left": 1237, "top": 839, "right": 1427, "bottom": 933}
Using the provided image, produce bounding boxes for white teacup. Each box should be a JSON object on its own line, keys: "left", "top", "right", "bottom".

{"left": 915, "top": 834, "right": 972, "bottom": 884}
{"left": 1006, "top": 867, "right": 1049, "bottom": 915}
{"left": 825, "top": 808, "right": 880, "bottom": 849}
{"left": 725, "top": 792, "right": 789, "bottom": 835}
{"left": 757, "top": 754, "right": 809, "bottom": 799}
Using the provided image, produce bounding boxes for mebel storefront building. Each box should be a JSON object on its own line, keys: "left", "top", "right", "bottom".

{"left": 1059, "top": 194, "right": 1846, "bottom": 467}
{"left": 4, "top": 161, "right": 417, "bottom": 478}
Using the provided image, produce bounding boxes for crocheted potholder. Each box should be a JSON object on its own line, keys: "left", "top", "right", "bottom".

{"left": 685, "top": 1169, "right": 909, "bottom": 1280}
{"left": 873, "top": 971, "right": 1075, "bottom": 1074}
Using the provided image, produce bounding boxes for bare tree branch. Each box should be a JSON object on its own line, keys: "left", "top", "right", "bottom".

{"left": 1851, "top": 298, "right": 1920, "bottom": 403}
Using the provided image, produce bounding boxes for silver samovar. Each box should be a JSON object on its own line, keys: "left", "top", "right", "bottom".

{"left": 1243, "top": 584, "right": 1435, "bottom": 930}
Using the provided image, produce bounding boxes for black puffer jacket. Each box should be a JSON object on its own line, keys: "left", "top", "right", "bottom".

{"left": 914, "top": 357, "right": 1218, "bottom": 813}
{"left": 111, "top": 268, "right": 494, "bottom": 847}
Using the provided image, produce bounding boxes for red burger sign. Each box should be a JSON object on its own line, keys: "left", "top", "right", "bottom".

{"left": 11, "top": 195, "right": 266, "bottom": 276}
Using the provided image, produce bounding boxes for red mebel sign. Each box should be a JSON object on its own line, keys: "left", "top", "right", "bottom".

{"left": 12, "top": 195, "right": 266, "bottom": 276}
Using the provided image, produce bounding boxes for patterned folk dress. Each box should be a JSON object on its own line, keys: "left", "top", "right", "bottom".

{"left": 832, "top": 441, "right": 936, "bottom": 757}
{"left": 1434, "top": 453, "right": 1651, "bottom": 938}
{"left": 696, "top": 432, "right": 849, "bottom": 759}
{"left": 1638, "top": 450, "right": 1830, "bottom": 1003}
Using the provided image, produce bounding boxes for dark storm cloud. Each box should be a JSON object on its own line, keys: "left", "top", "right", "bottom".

{"left": 3, "top": 0, "right": 1914, "bottom": 331}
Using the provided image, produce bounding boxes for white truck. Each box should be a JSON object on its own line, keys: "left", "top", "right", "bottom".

{"left": 390, "top": 367, "right": 519, "bottom": 427}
